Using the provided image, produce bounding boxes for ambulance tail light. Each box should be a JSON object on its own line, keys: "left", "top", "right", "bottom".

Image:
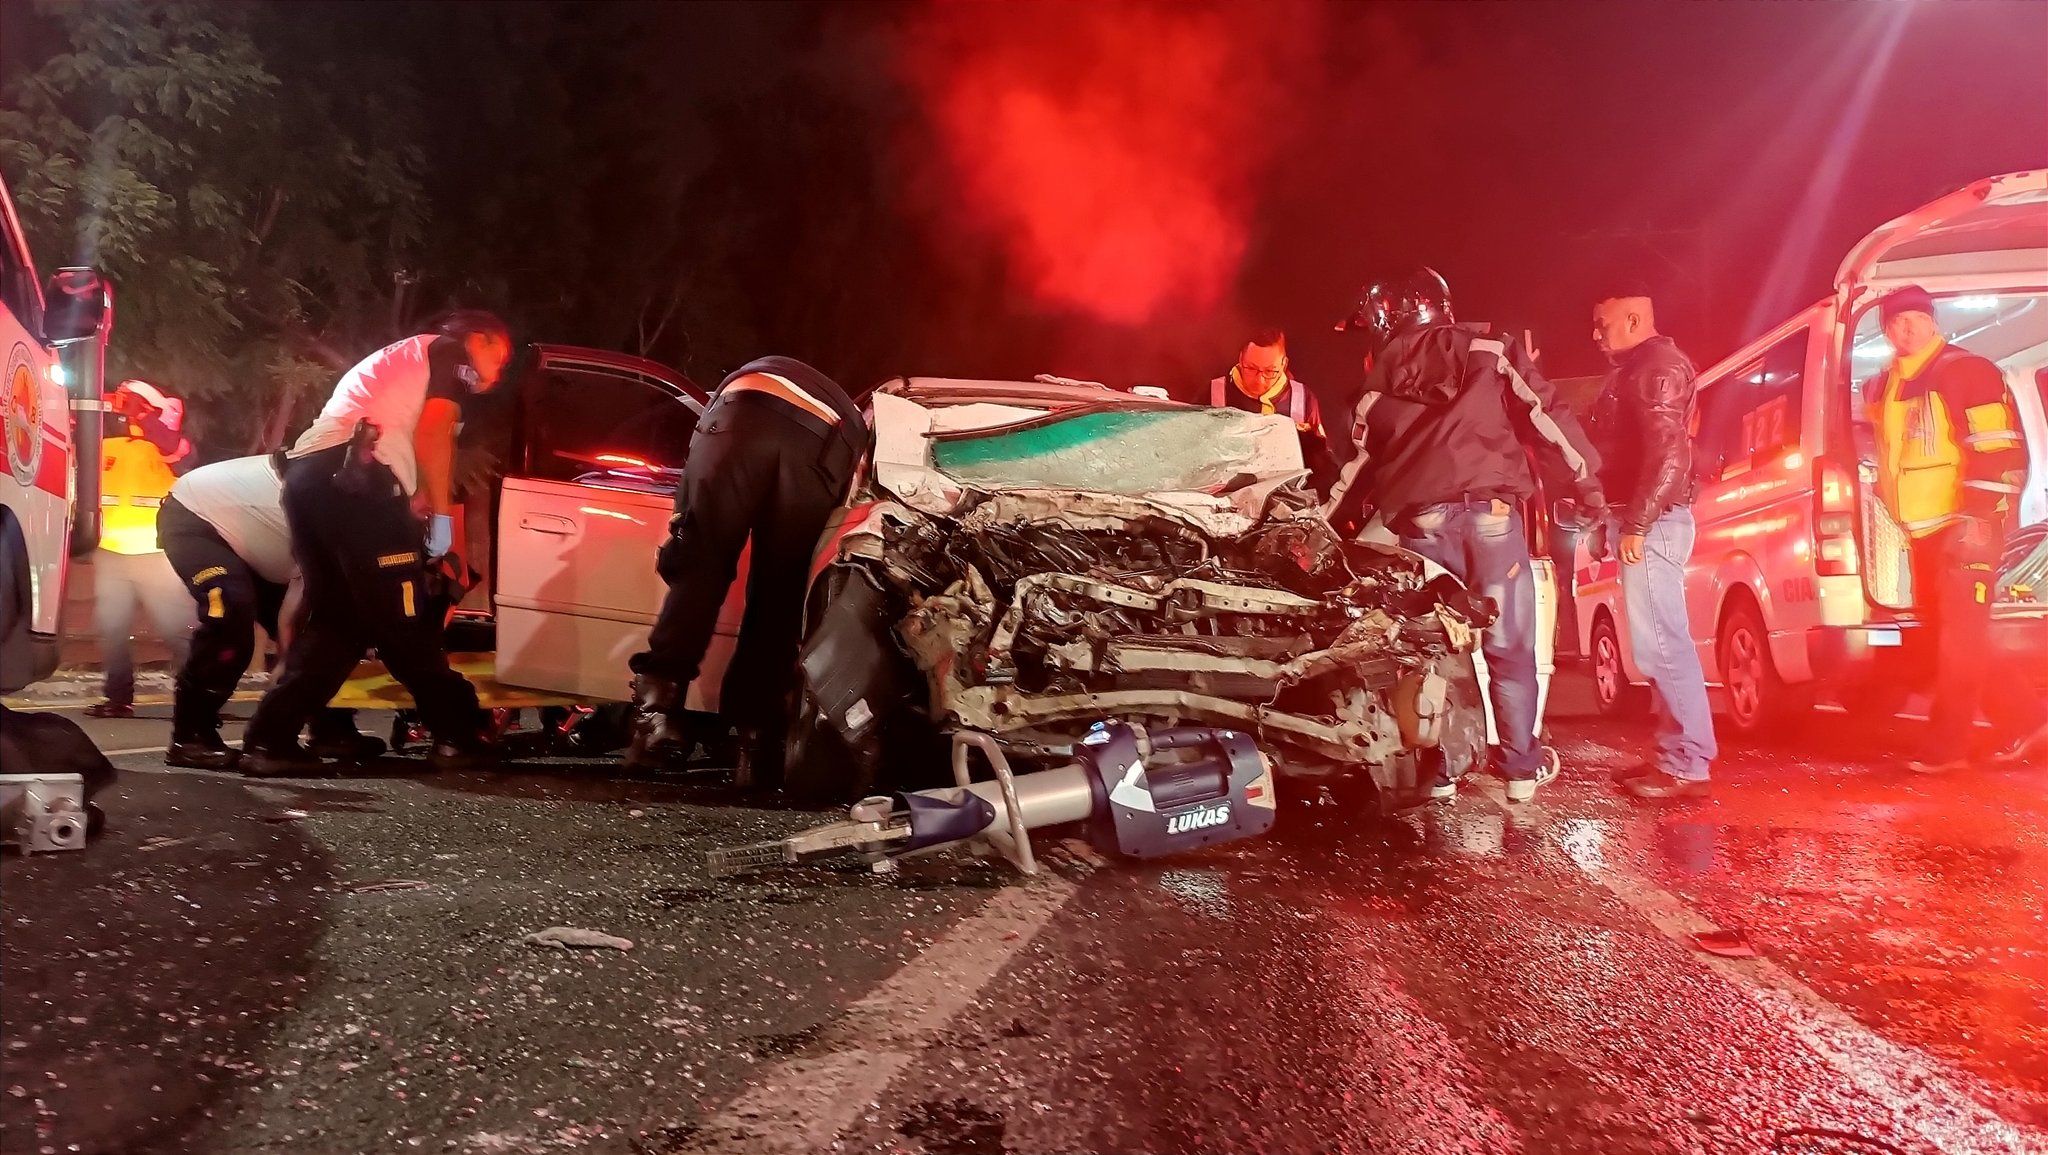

{"left": 1814, "top": 456, "right": 1858, "bottom": 576}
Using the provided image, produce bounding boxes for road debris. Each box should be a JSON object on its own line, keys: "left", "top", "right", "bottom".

{"left": 522, "top": 927, "right": 634, "bottom": 951}
{"left": 1693, "top": 929, "right": 1760, "bottom": 958}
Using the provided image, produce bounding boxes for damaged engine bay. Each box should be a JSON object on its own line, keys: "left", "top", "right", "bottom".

{"left": 783, "top": 382, "right": 1497, "bottom": 807}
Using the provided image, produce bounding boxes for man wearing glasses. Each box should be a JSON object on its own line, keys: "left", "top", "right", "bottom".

{"left": 1208, "top": 328, "right": 1339, "bottom": 493}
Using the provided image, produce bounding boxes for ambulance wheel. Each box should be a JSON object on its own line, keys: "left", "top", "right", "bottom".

{"left": 1718, "top": 596, "right": 1807, "bottom": 736}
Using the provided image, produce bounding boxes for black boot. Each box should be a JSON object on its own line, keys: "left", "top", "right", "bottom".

{"left": 240, "top": 742, "right": 322, "bottom": 778}
{"left": 624, "top": 674, "right": 689, "bottom": 769}
{"left": 308, "top": 711, "right": 387, "bottom": 763}
{"left": 167, "top": 730, "right": 241, "bottom": 771}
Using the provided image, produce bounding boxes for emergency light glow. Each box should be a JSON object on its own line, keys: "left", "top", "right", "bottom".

{"left": 595, "top": 453, "right": 651, "bottom": 469}
{"left": 47, "top": 363, "right": 67, "bottom": 386}
{"left": 1951, "top": 296, "right": 2001, "bottom": 311}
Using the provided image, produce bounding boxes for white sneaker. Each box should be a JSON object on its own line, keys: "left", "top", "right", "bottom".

{"left": 1429, "top": 781, "right": 1457, "bottom": 801}
{"left": 1505, "top": 778, "right": 1538, "bottom": 803}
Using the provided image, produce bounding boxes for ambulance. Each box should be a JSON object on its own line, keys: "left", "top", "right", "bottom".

{"left": 1, "top": 176, "right": 115, "bottom": 692}
{"left": 1576, "top": 171, "right": 2048, "bottom": 733}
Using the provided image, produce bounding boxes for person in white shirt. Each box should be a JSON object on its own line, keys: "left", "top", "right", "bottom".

{"left": 157, "top": 453, "right": 384, "bottom": 770}
{"left": 241, "top": 311, "right": 512, "bottom": 776}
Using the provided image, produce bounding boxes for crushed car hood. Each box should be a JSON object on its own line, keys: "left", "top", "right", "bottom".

{"left": 799, "top": 389, "right": 1493, "bottom": 782}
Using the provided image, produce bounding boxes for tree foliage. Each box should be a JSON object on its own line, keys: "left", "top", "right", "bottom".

{"left": 0, "top": 0, "right": 427, "bottom": 452}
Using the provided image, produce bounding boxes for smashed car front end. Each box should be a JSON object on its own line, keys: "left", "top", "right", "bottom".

{"left": 786, "top": 380, "right": 1491, "bottom": 805}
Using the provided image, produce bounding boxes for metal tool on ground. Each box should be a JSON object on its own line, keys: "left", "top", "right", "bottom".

{"left": 707, "top": 720, "right": 1277, "bottom": 878}
{"left": 2, "top": 774, "right": 90, "bottom": 854}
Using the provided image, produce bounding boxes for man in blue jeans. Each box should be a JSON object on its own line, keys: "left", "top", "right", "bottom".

{"left": 1328, "top": 270, "right": 1606, "bottom": 801}
{"left": 1587, "top": 287, "right": 1717, "bottom": 799}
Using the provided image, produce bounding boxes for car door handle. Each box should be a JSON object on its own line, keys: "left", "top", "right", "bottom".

{"left": 520, "top": 514, "right": 575, "bottom": 535}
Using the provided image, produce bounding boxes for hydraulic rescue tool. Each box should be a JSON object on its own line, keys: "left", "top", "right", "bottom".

{"left": 707, "top": 721, "right": 1277, "bottom": 877}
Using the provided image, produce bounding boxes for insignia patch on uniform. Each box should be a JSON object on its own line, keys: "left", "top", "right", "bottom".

{"left": 377, "top": 551, "right": 421, "bottom": 569}
{"left": 191, "top": 566, "right": 228, "bottom": 585}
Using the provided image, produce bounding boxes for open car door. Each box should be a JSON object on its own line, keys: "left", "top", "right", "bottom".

{"left": 493, "top": 347, "right": 741, "bottom": 707}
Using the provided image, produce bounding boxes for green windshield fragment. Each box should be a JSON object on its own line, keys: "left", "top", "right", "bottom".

{"left": 930, "top": 408, "right": 1294, "bottom": 495}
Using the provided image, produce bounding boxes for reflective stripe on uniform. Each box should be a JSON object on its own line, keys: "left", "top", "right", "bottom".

{"left": 1965, "top": 431, "right": 2023, "bottom": 448}
{"left": 1322, "top": 393, "right": 1381, "bottom": 525}
{"left": 1472, "top": 338, "right": 1594, "bottom": 483}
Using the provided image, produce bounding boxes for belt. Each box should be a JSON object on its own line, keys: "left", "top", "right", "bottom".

{"left": 702, "top": 390, "right": 861, "bottom": 490}
{"left": 704, "top": 388, "right": 838, "bottom": 442}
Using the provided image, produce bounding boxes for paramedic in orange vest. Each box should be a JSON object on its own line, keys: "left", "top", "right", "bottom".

{"left": 1208, "top": 328, "right": 1339, "bottom": 494}
{"left": 86, "top": 381, "right": 197, "bottom": 718}
{"left": 1867, "top": 285, "right": 2046, "bottom": 772}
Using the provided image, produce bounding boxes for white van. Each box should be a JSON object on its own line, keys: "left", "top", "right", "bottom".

{"left": 1576, "top": 170, "right": 2048, "bottom": 734}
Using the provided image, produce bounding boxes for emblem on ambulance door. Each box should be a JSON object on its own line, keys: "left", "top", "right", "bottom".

{"left": 4, "top": 343, "right": 43, "bottom": 486}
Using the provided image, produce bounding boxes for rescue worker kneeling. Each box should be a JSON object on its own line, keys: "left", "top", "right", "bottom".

{"left": 626, "top": 357, "right": 871, "bottom": 786}
{"left": 241, "top": 311, "right": 512, "bottom": 775}
{"left": 158, "top": 454, "right": 383, "bottom": 771}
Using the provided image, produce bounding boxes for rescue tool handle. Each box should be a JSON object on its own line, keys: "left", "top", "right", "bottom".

{"left": 1144, "top": 726, "right": 1233, "bottom": 752}
{"left": 951, "top": 731, "right": 1038, "bottom": 876}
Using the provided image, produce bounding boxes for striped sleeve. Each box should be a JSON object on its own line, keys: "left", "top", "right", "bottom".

{"left": 1945, "top": 355, "right": 2028, "bottom": 520}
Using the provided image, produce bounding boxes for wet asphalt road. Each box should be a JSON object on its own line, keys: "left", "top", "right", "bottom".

{"left": 4, "top": 679, "right": 2045, "bottom": 1155}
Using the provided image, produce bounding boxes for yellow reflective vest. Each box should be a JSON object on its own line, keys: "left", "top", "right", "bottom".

{"left": 1869, "top": 341, "right": 2028, "bottom": 538}
{"left": 100, "top": 432, "right": 179, "bottom": 555}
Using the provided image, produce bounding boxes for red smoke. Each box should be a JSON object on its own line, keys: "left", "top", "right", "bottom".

{"left": 897, "top": 1, "right": 1314, "bottom": 328}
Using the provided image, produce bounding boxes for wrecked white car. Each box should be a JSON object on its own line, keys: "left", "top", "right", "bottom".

{"left": 780, "top": 377, "right": 1494, "bottom": 806}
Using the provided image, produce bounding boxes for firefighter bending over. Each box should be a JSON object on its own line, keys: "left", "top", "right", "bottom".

{"left": 626, "top": 356, "right": 870, "bottom": 787}
{"left": 158, "top": 453, "right": 383, "bottom": 771}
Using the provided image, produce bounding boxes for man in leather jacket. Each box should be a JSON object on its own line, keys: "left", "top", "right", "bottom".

{"left": 1587, "top": 288, "right": 1717, "bottom": 800}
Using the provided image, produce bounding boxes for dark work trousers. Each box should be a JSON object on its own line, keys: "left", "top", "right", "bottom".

{"left": 244, "top": 448, "right": 481, "bottom": 750}
{"left": 1910, "top": 524, "right": 2046, "bottom": 759}
{"left": 631, "top": 392, "right": 846, "bottom": 735}
{"left": 160, "top": 498, "right": 360, "bottom": 746}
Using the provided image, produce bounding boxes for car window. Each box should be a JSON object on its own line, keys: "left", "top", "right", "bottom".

{"left": 1695, "top": 331, "right": 1806, "bottom": 480}
{"left": 520, "top": 365, "right": 698, "bottom": 489}
{"left": 0, "top": 214, "right": 39, "bottom": 335}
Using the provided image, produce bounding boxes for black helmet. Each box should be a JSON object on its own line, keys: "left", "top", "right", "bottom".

{"left": 1335, "top": 268, "right": 1455, "bottom": 350}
